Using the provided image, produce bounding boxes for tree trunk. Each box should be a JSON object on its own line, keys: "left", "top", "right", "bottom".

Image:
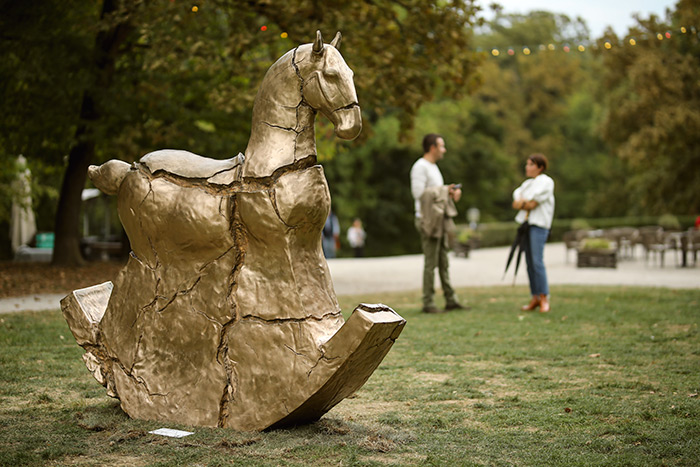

{"left": 52, "top": 130, "right": 95, "bottom": 266}
{"left": 52, "top": 0, "right": 129, "bottom": 266}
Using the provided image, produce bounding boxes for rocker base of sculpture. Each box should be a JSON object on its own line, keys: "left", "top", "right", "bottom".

{"left": 62, "top": 284, "right": 405, "bottom": 430}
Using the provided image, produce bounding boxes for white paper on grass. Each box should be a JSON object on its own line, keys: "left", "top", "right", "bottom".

{"left": 149, "top": 428, "right": 194, "bottom": 438}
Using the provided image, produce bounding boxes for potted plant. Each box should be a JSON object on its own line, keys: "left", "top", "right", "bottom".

{"left": 454, "top": 227, "right": 480, "bottom": 258}
{"left": 577, "top": 237, "right": 617, "bottom": 268}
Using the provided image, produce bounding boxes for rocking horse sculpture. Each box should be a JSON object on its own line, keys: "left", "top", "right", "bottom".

{"left": 61, "top": 31, "right": 405, "bottom": 431}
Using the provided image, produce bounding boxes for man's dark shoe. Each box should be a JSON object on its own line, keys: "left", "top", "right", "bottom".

{"left": 445, "top": 302, "right": 470, "bottom": 311}
{"left": 422, "top": 306, "right": 445, "bottom": 314}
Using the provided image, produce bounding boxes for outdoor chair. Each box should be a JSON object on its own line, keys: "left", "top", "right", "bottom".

{"left": 687, "top": 228, "right": 700, "bottom": 266}
{"left": 563, "top": 230, "right": 586, "bottom": 263}
{"left": 662, "top": 229, "right": 688, "bottom": 267}
{"left": 609, "top": 227, "right": 639, "bottom": 260}
{"left": 637, "top": 226, "right": 667, "bottom": 267}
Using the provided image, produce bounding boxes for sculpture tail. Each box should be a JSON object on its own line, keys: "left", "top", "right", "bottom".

{"left": 88, "top": 160, "right": 131, "bottom": 195}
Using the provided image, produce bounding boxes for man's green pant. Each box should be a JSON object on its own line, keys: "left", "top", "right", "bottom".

{"left": 415, "top": 218, "right": 458, "bottom": 308}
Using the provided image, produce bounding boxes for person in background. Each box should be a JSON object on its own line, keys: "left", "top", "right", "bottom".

{"left": 322, "top": 210, "right": 340, "bottom": 258}
{"left": 410, "top": 133, "right": 466, "bottom": 314}
{"left": 512, "top": 153, "right": 555, "bottom": 313}
{"left": 347, "top": 218, "right": 366, "bottom": 257}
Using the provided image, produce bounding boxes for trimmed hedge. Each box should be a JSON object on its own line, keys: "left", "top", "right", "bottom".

{"left": 461, "top": 215, "right": 698, "bottom": 248}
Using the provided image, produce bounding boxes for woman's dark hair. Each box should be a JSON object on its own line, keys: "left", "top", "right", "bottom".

{"left": 529, "top": 153, "right": 548, "bottom": 171}
{"left": 422, "top": 133, "right": 442, "bottom": 153}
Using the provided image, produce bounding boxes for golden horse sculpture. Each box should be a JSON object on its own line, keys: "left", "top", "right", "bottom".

{"left": 61, "top": 31, "right": 405, "bottom": 431}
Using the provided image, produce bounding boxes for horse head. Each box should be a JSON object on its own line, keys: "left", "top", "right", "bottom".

{"left": 298, "top": 31, "right": 362, "bottom": 140}
{"left": 243, "top": 30, "right": 362, "bottom": 178}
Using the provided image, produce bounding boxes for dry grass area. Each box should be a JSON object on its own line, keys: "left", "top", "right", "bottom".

{"left": 0, "top": 261, "right": 124, "bottom": 298}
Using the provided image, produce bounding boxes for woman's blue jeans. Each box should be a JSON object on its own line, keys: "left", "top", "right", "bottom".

{"left": 526, "top": 225, "right": 549, "bottom": 296}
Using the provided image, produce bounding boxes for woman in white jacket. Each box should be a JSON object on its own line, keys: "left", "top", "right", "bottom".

{"left": 512, "top": 154, "right": 555, "bottom": 312}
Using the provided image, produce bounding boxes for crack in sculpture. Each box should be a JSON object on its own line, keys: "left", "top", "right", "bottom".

{"left": 284, "top": 344, "right": 312, "bottom": 360}
{"left": 268, "top": 190, "right": 296, "bottom": 230}
{"left": 112, "top": 355, "right": 169, "bottom": 398}
{"left": 238, "top": 311, "right": 342, "bottom": 324}
{"left": 157, "top": 276, "right": 202, "bottom": 313}
{"left": 263, "top": 122, "right": 300, "bottom": 133}
{"left": 193, "top": 308, "right": 223, "bottom": 326}
{"left": 62, "top": 31, "right": 406, "bottom": 431}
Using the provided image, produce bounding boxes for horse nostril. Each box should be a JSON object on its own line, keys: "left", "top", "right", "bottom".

{"left": 335, "top": 102, "right": 359, "bottom": 112}
{"left": 332, "top": 105, "right": 362, "bottom": 140}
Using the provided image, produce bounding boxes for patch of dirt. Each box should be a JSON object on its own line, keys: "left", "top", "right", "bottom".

{"left": 414, "top": 372, "right": 450, "bottom": 383}
{"left": 0, "top": 261, "right": 125, "bottom": 298}
{"left": 362, "top": 452, "right": 428, "bottom": 466}
{"left": 331, "top": 397, "right": 410, "bottom": 426}
{"left": 52, "top": 455, "right": 151, "bottom": 466}
{"left": 217, "top": 436, "right": 262, "bottom": 448}
{"left": 358, "top": 434, "right": 396, "bottom": 452}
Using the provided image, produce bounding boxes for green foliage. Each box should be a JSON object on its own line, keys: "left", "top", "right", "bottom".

{"left": 3, "top": 1, "right": 698, "bottom": 258}
{"left": 571, "top": 218, "right": 592, "bottom": 230}
{"left": 2, "top": 286, "right": 700, "bottom": 465}
{"left": 413, "top": 98, "right": 516, "bottom": 221}
{"left": 471, "top": 11, "right": 628, "bottom": 221}
{"left": 598, "top": 0, "right": 700, "bottom": 214}
{"left": 580, "top": 237, "right": 612, "bottom": 250}
{"left": 0, "top": 0, "right": 482, "bottom": 261}
{"left": 457, "top": 227, "right": 480, "bottom": 244}
{"left": 659, "top": 213, "right": 681, "bottom": 230}
{"left": 324, "top": 116, "right": 421, "bottom": 256}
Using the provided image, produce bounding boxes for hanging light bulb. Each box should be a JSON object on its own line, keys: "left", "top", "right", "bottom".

{"left": 681, "top": 26, "right": 687, "bottom": 34}
{"left": 604, "top": 41, "right": 612, "bottom": 49}
{"left": 523, "top": 47, "right": 531, "bottom": 55}
{"left": 491, "top": 48, "right": 500, "bottom": 57}
{"left": 629, "top": 38, "right": 636, "bottom": 45}
{"left": 657, "top": 33, "right": 663, "bottom": 40}
{"left": 578, "top": 45, "right": 585, "bottom": 52}
{"left": 548, "top": 43, "right": 555, "bottom": 51}
{"left": 507, "top": 48, "right": 515, "bottom": 56}
{"left": 665, "top": 31, "right": 671, "bottom": 39}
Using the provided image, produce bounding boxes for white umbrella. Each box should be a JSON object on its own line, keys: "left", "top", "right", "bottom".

{"left": 10, "top": 155, "right": 37, "bottom": 252}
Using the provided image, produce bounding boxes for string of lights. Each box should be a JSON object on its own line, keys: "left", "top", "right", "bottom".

{"left": 186, "top": 3, "right": 696, "bottom": 55}
{"left": 484, "top": 26, "right": 698, "bottom": 57}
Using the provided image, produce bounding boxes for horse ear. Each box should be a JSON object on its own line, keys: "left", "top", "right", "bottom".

{"left": 313, "top": 30, "right": 324, "bottom": 55}
{"left": 330, "top": 31, "right": 342, "bottom": 50}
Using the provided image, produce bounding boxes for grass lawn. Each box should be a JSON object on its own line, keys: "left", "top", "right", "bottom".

{"left": 1, "top": 285, "right": 698, "bottom": 466}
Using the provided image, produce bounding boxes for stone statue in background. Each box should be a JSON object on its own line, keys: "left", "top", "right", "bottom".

{"left": 61, "top": 31, "right": 405, "bottom": 431}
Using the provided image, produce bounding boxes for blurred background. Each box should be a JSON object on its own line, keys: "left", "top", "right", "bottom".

{"left": 1, "top": 0, "right": 698, "bottom": 263}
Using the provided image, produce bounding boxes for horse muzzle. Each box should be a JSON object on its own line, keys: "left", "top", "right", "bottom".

{"left": 332, "top": 104, "right": 362, "bottom": 140}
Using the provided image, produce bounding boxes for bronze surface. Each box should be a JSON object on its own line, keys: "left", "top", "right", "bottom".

{"left": 62, "top": 31, "right": 404, "bottom": 431}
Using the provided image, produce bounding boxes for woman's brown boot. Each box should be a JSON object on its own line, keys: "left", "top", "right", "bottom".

{"left": 521, "top": 295, "right": 540, "bottom": 311}
{"left": 539, "top": 294, "right": 550, "bottom": 313}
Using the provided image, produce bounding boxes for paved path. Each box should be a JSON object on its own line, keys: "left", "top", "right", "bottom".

{"left": 329, "top": 242, "right": 700, "bottom": 295}
{"left": 1, "top": 243, "right": 698, "bottom": 313}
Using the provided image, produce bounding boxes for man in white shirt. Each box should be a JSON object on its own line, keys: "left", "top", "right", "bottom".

{"left": 410, "top": 134, "right": 466, "bottom": 314}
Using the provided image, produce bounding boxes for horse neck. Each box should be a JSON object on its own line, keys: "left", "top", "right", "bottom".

{"left": 243, "top": 56, "right": 317, "bottom": 180}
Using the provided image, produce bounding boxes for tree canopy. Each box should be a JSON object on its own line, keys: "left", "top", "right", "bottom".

{"left": 1, "top": 0, "right": 482, "bottom": 263}
{"left": 1, "top": 0, "right": 698, "bottom": 260}
{"left": 598, "top": 0, "right": 700, "bottom": 215}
